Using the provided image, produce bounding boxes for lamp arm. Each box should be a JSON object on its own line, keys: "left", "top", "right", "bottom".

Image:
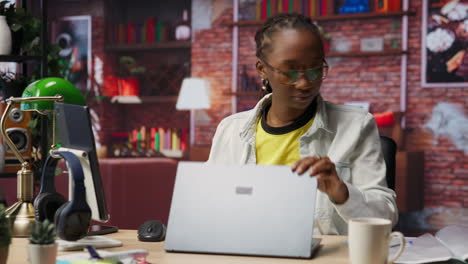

{"left": 1, "top": 101, "right": 26, "bottom": 165}
{"left": 6, "top": 95, "right": 64, "bottom": 103}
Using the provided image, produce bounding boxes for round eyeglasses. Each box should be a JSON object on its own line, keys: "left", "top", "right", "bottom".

{"left": 260, "top": 59, "right": 329, "bottom": 85}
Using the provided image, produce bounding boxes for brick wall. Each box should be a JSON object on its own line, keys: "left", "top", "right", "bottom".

{"left": 191, "top": 2, "right": 468, "bottom": 209}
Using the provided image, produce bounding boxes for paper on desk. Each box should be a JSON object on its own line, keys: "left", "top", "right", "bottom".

{"left": 389, "top": 234, "right": 452, "bottom": 264}
{"left": 58, "top": 236, "right": 123, "bottom": 251}
{"left": 435, "top": 225, "right": 468, "bottom": 260}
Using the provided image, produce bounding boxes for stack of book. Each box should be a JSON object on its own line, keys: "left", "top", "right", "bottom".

{"left": 251, "top": 0, "right": 336, "bottom": 20}
{"left": 111, "top": 126, "right": 188, "bottom": 158}
{"left": 114, "top": 17, "right": 170, "bottom": 44}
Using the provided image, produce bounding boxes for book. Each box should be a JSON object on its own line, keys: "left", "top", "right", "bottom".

{"left": 57, "top": 236, "right": 123, "bottom": 251}
{"left": 146, "top": 17, "right": 155, "bottom": 43}
{"left": 391, "top": 225, "right": 468, "bottom": 264}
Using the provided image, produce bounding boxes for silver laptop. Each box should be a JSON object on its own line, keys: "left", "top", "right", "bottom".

{"left": 164, "top": 162, "right": 321, "bottom": 258}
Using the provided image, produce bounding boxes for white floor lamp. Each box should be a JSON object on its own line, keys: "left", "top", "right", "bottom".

{"left": 176, "top": 78, "right": 210, "bottom": 146}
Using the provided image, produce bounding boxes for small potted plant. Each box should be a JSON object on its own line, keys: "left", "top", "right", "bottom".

{"left": 28, "top": 220, "right": 58, "bottom": 264}
{"left": 118, "top": 56, "right": 146, "bottom": 96}
{"left": 0, "top": 71, "right": 30, "bottom": 99}
{"left": 0, "top": 204, "right": 12, "bottom": 264}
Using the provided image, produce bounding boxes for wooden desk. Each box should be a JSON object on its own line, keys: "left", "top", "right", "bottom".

{"left": 8, "top": 230, "right": 349, "bottom": 264}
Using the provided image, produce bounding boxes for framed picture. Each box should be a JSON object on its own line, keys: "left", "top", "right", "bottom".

{"left": 51, "top": 15, "right": 92, "bottom": 91}
{"left": 421, "top": 0, "right": 468, "bottom": 88}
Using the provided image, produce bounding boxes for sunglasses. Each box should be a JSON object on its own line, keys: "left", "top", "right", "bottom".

{"left": 261, "top": 59, "right": 329, "bottom": 85}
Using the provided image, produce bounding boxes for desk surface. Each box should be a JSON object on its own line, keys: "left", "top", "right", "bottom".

{"left": 8, "top": 230, "right": 349, "bottom": 264}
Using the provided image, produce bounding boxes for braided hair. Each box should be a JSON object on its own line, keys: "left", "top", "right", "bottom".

{"left": 255, "top": 13, "right": 324, "bottom": 94}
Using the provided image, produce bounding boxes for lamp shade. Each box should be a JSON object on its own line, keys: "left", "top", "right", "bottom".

{"left": 20, "top": 77, "right": 86, "bottom": 112}
{"left": 176, "top": 78, "right": 210, "bottom": 110}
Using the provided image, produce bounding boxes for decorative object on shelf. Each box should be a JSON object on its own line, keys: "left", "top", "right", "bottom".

{"left": 421, "top": 0, "right": 468, "bottom": 88}
{"left": 0, "top": 14, "right": 11, "bottom": 55}
{"left": 102, "top": 74, "right": 119, "bottom": 97}
{"left": 360, "top": 37, "right": 384, "bottom": 52}
{"left": 28, "top": 219, "right": 57, "bottom": 264}
{"left": 375, "top": 0, "right": 402, "bottom": 13}
{"left": 118, "top": 56, "right": 146, "bottom": 96}
{"left": 0, "top": 204, "right": 11, "bottom": 264}
{"left": 239, "top": 0, "right": 258, "bottom": 21}
{"left": 146, "top": 63, "right": 187, "bottom": 96}
{"left": 331, "top": 37, "right": 353, "bottom": 53}
{"left": 176, "top": 77, "right": 210, "bottom": 145}
{"left": 339, "top": 0, "right": 370, "bottom": 14}
{"left": 51, "top": 15, "right": 92, "bottom": 91}
{"left": 175, "top": 9, "right": 191, "bottom": 41}
{"left": 1, "top": 77, "right": 85, "bottom": 237}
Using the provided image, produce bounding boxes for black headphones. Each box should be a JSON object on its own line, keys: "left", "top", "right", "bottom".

{"left": 34, "top": 151, "right": 91, "bottom": 241}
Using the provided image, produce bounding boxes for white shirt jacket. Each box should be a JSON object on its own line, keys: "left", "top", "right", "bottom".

{"left": 207, "top": 94, "right": 398, "bottom": 235}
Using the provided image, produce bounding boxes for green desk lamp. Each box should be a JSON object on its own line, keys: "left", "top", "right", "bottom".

{"left": 1, "top": 77, "right": 85, "bottom": 237}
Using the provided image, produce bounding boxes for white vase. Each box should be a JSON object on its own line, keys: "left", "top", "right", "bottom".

{"left": 28, "top": 243, "right": 58, "bottom": 264}
{"left": 0, "top": 16, "right": 12, "bottom": 55}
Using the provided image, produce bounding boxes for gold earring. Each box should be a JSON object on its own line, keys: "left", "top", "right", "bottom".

{"left": 261, "top": 78, "right": 269, "bottom": 91}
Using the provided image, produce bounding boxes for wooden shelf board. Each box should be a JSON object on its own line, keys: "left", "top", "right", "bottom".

{"left": 110, "top": 96, "right": 178, "bottom": 104}
{"left": 228, "top": 11, "right": 415, "bottom": 26}
{"left": 327, "top": 50, "right": 407, "bottom": 57}
{"left": 0, "top": 55, "right": 42, "bottom": 62}
{"left": 105, "top": 41, "right": 191, "bottom": 52}
{"left": 141, "top": 96, "right": 178, "bottom": 103}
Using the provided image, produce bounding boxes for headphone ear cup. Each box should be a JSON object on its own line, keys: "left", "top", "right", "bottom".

{"left": 34, "top": 192, "right": 67, "bottom": 222}
{"left": 54, "top": 202, "right": 91, "bottom": 241}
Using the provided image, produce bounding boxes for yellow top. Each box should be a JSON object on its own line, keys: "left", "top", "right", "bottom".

{"left": 255, "top": 116, "right": 314, "bottom": 166}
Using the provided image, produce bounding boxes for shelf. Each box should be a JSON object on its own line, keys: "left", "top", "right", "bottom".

{"left": 105, "top": 41, "right": 191, "bottom": 52}
{"left": 327, "top": 50, "right": 407, "bottom": 57}
{"left": 111, "top": 95, "right": 178, "bottom": 104}
{"left": 0, "top": 55, "right": 42, "bottom": 62}
{"left": 228, "top": 11, "right": 415, "bottom": 26}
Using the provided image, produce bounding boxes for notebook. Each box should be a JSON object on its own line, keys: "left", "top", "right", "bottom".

{"left": 390, "top": 225, "right": 468, "bottom": 264}
{"left": 164, "top": 162, "right": 321, "bottom": 258}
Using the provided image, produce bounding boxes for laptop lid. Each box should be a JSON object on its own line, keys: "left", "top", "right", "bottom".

{"left": 164, "top": 162, "right": 318, "bottom": 258}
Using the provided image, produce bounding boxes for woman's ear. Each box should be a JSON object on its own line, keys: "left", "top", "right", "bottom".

{"left": 256, "top": 60, "right": 267, "bottom": 79}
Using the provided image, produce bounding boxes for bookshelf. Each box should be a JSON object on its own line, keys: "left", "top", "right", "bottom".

{"left": 104, "top": 41, "right": 191, "bottom": 52}
{"left": 102, "top": 0, "right": 192, "bottom": 158}
{"left": 327, "top": 49, "right": 408, "bottom": 57}
{"left": 228, "top": 10, "right": 415, "bottom": 26}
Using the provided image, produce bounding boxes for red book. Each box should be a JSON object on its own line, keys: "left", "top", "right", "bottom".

{"left": 127, "top": 23, "right": 135, "bottom": 44}
{"left": 181, "top": 129, "right": 187, "bottom": 151}
{"left": 261, "top": 0, "right": 267, "bottom": 20}
{"left": 146, "top": 17, "right": 155, "bottom": 43}
{"left": 150, "top": 128, "right": 156, "bottom": 150}
{"left": 320, "top": 0, "right": 327, "bottom": 15}
{"left": 283, "top": 0, "right": 289, "bottom": 13}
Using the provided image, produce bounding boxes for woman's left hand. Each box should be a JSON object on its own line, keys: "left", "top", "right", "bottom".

{"left": 291, "top": 156, "right": 349, "bottom": 204}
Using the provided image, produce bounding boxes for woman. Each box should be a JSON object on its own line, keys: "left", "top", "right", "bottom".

{"left": 207, "top": 13, "right": 397, "bottom": 235}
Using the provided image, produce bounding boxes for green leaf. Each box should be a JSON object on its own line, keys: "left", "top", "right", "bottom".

{"left": 10, "top": 23, "right": 21, "bottom": 31}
